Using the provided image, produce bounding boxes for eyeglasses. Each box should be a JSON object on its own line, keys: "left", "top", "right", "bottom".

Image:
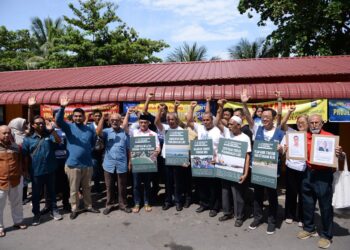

{"left": 34, "top": 122, "right": 45, "bottom": 126}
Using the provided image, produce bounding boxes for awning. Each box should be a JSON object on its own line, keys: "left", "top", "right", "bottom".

{"left": 1, "top": 82, "right": 349, "bottom": 105}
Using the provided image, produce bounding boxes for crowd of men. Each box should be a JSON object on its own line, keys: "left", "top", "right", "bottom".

{"left": 0, "top": 91, "right": 346, "bottom": 249}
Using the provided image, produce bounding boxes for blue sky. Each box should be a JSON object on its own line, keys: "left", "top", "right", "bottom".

{"left": 0, "top": 0, "right": 274, "bottom": 60}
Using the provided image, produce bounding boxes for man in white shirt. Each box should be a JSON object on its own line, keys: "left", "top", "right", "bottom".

{"left": 187, "top": 101, "right": 222, "bottom": 217}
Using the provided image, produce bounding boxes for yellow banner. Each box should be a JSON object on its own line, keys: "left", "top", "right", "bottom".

{"left": 225, "top": 99, "right": 327, "bottom": 124}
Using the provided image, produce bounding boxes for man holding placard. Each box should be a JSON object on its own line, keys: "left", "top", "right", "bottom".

{"left": 155, "top": 104, "right": 189, "bottom": 211}
{"left": 216, "top": 100, "right": 251, "bottom": 227}
{"left": 128, "top": 114, "right": 160, "bottom": 213}
{"left": 241, "top": 89, "right": 285, "bottom": 235}
{"left": 297, "top": 114, "right": 345, "bottom": 249}
{"left": 187, "top": 101, "right": 222, "bottom": 217}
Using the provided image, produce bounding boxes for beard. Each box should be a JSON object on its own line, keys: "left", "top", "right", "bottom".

{"left": 310, "top": 128, "right": 321, "bottom": 134}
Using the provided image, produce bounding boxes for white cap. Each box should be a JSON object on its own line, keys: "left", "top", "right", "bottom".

{"left": 230, "top": 116, "right": 242, "bottom": 125}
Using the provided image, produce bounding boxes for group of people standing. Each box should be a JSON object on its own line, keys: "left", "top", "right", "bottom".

{"left": 0, "top": 91, "right": 346, "bottom": 249}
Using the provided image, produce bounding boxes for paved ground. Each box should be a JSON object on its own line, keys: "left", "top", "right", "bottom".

{"left": 1, "top": 190, "right": 349, "bottom": 250}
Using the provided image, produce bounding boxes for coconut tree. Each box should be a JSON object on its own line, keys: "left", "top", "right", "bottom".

{"left": 167, "top": 42, "right": 208, "bottom": 62}
{"left": 228, "top": 38, "right": 277, "bottom": 59}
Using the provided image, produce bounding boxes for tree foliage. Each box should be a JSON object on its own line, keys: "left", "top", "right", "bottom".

{"left": 167, "top": 42, "right": 208, "bottom": 62}
{"left": 228, "top": 38, "right": 277, "bottom": 59}
{"left": 238, "top": 0, "right": 350, "bottom": 56}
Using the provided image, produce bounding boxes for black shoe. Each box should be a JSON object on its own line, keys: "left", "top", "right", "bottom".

{"left": 235, "top": 219, "right": 244, "bottom": 227}
{"left": 70, "top": 211, "right": 78, "bottom": 220}
{"left": 219, "top": 214, "right": 233, "bottom": 222}
{"left": 63, "top": 204, "right": 72, "bottom": 213}
{"left": 209, "top": 210, "right": 218, "bottom": 217}
{"left": 184, "top": 199, "right": 191, "bottom": 208}
{"left": 40, "top": 207, "right": 51, "bottom": 215}
{"left": 196, "top": 206, "right": 207, "bottom": 213}
{"left": 266, "top": 223, "right": 276, "bottom": 235}
{"left": 162, "top": 203, "right": 172, "bottom": 211}
{"left": 32, "top": 214, "right": 41, "bottom": 226}
{"left": 86, "top": 207, "right": 100, "bottom": 213}
{"left": 249, "top": 219, "right": 261, "bottom": 230}
{"left": 22, "top": 198, "right": 30, "bottom": 205}
{"left": 176, "top": 204, "right": 183, "bottom": 211}
{"left": 121, "top": 207, "right": 132, "bottom": 213}
{"left": 103, "top": 207, "right": 112, "bottom": 215}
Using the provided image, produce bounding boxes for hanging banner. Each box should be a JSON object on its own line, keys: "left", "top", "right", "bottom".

{"left": 164, "top": 130, "right": 190, "bottom": 166}
{"left": 123, "top": 101, "right": 216, "bottom": 123}
{"left": 215, "top": 138, "right": 248, "bottom": 182}
{"left": 225, "top": 99, "right": 327, "bottom": 124}
{"left": 190, "top": 139, "right": 215, "bottom": 177}
{"left": 328, "top": 99, "right": 350, "bottom": 122}
{"left": 130, "top": 136, "right": 158, "bottom": 173}
{"left": 251, "top": 140, "right": 279, "bottom": 189}
{"left": 40, "top": 103, "right": 119, "bottom": 120}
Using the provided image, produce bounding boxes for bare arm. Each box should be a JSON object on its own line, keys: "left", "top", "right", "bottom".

{"left": 240, "top": 89, "right": 254, "bottom": 129}
{"left": 275, "top": 91, "right": 282, "bottom": 126}
{"left": 27, "top": 96, "right": 36, "bottom": 123}
{"left": 186, "top": 101, "right": 197, "bottom": 130}
{"left": 46, "top": 121, "right": 61, "bottom": 144}
{"left": 122, "top": 108, "right": 132, "bottom": 134}
{"left": 215, "top": 99, "right": 226, "bottom": 133}
{"left": 174, "top": 100, "right": 186, "bottom": 128}
{"left": 155, "top": 104, "right": 165, "bottom": 131}
{"left": 205, "top": 96, "right": 211, "bottom": 114}
{"left": 84, "top": 112, "right": 91, "bottom": 125}
{"left": 142, "top": 93, "right": 154, "bottom": 114}
{"left": 280, "top": 106, "right": 296, "bottom": 131}
{"left": 96, "top": 113, "right": 107, "bottom": 137}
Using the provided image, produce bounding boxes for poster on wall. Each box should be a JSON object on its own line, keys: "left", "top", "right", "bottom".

{"left": 328, "top": 99, "right": 350, "bottom": 122}
{"left": 40, "top": 103, "right": 119, "bottom": 120}
{"left": 123, "top": 101, "right": 216, "bottom": 123}
{"left": 225, "top": 99, "right": 327, "bottom": 124}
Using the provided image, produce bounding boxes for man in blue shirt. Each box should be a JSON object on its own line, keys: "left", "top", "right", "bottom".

{"left": 22, "top": 115, "right": 62, "bottom": 225}
{"left": 56, "top": 96, "right": 100, "bottom": 220}
{"left": 97, "top": 113, "right": 131, "bottom": 215}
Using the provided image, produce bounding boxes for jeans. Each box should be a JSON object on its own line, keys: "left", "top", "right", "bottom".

{"left": 133, "top": 173, "right": 151, "bottom": 206}
{"left": 302, "top": 168, "right": 333, "bottom": 239}
{"left": 32, "top": 172, "right": 57, "bottom": 215}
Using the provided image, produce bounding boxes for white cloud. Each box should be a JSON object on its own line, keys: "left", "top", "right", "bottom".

{"left": 171, "top": 24, "right": 248, "bottom": 42}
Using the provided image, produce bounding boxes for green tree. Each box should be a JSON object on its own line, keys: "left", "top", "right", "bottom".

{"left": 238, "top": 0, "right": 350, "bottom": 56}
{"left": 53, "top": 0, "right": 168, "bottom": 66}
{"left": 228, "top": 38, "right": 277, "bottom": 59}
{"left": 167, "top": 42, "right": 208, "bottom": 62}
{"left": 0, "top": 26, "right": 35, "bottom": 71}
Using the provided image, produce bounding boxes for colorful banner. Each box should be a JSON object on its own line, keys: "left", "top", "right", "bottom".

{"left": 215, "top": 138, "right": 248, "bottom": 182}
{"left": 190, "top": 139, "right": 215, "bottom": 177}
{"left": 40, "top": 103, "right": 119, "bottom": 120}
{"left": 251, "top": 140, "right": 279, "bottom": 189}
{"left": 130, "top": 136, "right": 157, "bottom": 173}
{"left": 328, "top": 99, "right": 350, "bottom": 122}
{"left": 123, "top": 101, "right": 216, "bottom": 123}
{"left": 164, "top": 130, "right": 190, "bottom": 166}
{"left": 225, "top": 99, "right": 327, "bottom": 124}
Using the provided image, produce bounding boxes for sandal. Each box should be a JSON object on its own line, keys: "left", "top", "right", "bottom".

{"left": 0, "top": 230, "right": 5, "bottom": 237}
{"left": 144, "top": 204, "right": 152, "bottom": 212}
{"left": 132, "top": 205, "right": 140, "bottom": 213}
{"left": 13, "top": 224, "right": 28, "bottom": 230}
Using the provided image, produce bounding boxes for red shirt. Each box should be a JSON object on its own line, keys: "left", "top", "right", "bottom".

{"left": 306, "top": 129, "right": 334, "bottom": 171}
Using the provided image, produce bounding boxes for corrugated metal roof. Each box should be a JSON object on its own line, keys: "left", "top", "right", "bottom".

{"left": 0, "top": 56, "right": 349, "bottom": 92}
{"left": 1, "top": 82, "right": 349, "bottom": 105}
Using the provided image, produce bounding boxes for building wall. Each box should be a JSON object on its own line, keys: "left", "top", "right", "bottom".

{"left": 5, "top": 105, "right": 25, "bottom": 124}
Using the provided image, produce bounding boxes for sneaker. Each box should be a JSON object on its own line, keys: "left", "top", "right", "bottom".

{"left": 318, "top": 238, "right": 331, "bottom": 249}
{"left": 70, "top": 211, "right": 78, "bottom": 220}
{"left": 234, "top": 219, "right": 244, "bottom": 227}
{"left": 50, "top": 210, "right": 63, "bottom": 221}
{"left": 249, "top": 219, "right": 261, "bottom": 230}
{"left": 266, "top": 223, "right": 276, "bottom": 235}
{"left": 298, "top": 222, "right": 303, "bottom": 227}
{"left": 40, "top": 207, "right": 50, "bottom": 215}
{"left": 285, "top": 218, "right": 293, "bottom": 224}
{"left": 297, "top": 230, "right": 318, "bottom": 239}
{"left": 32, "top": 214, "right": 41, "bottom": 226}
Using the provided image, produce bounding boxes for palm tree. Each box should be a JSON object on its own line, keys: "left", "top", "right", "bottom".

{"left": 228, "top": 38, "right": 277, "bottom": 59}
{"left": 167, "top": 42, "right": 207, "bottom": 62}
{"left": 31, "top": 17, "right": 64, "bottom": 57}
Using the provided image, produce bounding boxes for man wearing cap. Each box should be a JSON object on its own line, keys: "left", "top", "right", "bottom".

{"left": 125, "top": 112, "right": 160, "bottom": 213}
{"left": 216, "top": 100, "right": 251, "bottom": 227}
{"left": 187, "top": 101, "right": 222, "bottom": 217}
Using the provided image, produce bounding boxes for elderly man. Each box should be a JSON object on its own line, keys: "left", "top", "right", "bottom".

{"left": 0, "top": 126, "right": 27, "bottom": 237}
{"left": 297, "top": 114, "right": 345, "bottom": 249}
{"left": 241, "top": 89, "right": 285, "bottom": 235}
{"left": 187, "top": 101, "right": 222, "bottom": 217}
{"left": 56, "top": 96, "right": 100, "bottom": 220}
{"left": 96, "top": 113, "right": 131, "bottom": 215}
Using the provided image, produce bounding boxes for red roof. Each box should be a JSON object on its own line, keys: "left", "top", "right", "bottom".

{"left": 0, "top": 56, "right": 349, "bottom": 104}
